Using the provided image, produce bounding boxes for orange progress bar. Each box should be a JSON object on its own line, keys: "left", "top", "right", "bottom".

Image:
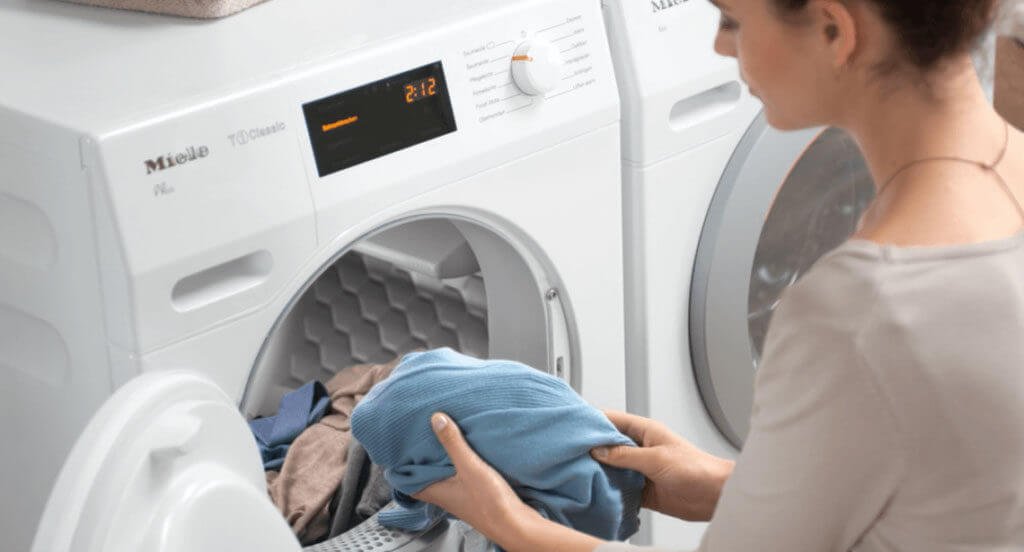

{"left": 322, "top": 116, "right": 358, "bottom": 132}
{"left": 511, "top": 55, "right": 533, "bottom": 62}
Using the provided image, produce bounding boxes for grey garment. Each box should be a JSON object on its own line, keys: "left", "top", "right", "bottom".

{"left": 327, "top": 441, "right": 394, "bottom": 539}
{"left": 327, "top": 441, "right": 371, "bottom": 539}
{"left": 356, "top": 459, "right": 393, "bottom": 520}
{"left": 597, "top": 232, "right": 1024, "bottom": 552}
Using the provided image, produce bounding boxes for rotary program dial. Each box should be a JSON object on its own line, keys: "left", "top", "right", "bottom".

{"left": 510, "top": 40, "right": 563, "bottom": 96}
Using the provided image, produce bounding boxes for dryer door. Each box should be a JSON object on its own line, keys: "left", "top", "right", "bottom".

{"left": 691, "top": 113, "right": 874, "bottom": 447}
{"left": 31, "top": 370, "right": 300, "bottom": 552}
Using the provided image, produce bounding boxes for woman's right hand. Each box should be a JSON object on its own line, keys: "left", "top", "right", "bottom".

{"left": 591, "top": 410, "right": 734, "bottom": 522}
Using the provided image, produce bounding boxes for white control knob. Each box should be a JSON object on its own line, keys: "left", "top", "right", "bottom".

{"left": 511, "top": 40, "right": 563, "bottom": 96}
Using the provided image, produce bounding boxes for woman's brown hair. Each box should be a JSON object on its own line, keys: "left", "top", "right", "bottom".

{"left": 773, "top": 0, "right": 997, "bottom": 70}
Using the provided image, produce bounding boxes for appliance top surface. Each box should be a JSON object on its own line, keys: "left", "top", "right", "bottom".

{"left": 0, "top": 0, "right": 526, "bottom": 132}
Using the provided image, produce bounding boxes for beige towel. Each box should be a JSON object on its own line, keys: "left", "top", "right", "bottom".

{"left": 266, "top": 357, "right": 400, "bottom": 544}
{"left": 59, "top": 0, "right": 270, "bottom": 19}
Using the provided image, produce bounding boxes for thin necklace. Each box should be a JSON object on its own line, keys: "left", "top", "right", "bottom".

{"left": 875, "top": 121, "right": 1023, "bottom": 220}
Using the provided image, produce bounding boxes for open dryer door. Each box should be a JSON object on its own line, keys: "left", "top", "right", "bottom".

{"left": 31, "top": 371, "right": 300, "bottom": 552}
{"left": 691, "top": 113, "right": 875, "bottom": 447}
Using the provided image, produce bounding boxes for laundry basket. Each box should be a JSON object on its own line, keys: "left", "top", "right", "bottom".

{"left": 59, "top": 0, "right": 270, "bottom": 18}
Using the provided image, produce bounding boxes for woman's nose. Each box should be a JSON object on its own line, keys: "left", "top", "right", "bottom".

{"left": 714, "top": 31, "right": 737, "bottom": 58}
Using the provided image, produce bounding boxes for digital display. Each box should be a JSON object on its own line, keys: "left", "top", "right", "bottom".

{"left": 404, "top": 77, "right": 438, "bottom": 103}
{"left": 303, "top": 61, "right": 456, "bottom": 177}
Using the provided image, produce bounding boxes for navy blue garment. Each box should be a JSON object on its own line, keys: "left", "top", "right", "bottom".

{"left": 249, "top": 381, "right": 331, "bottom": 470}
{"left": 350, "top": 348, "right": 644, "bottom": 542}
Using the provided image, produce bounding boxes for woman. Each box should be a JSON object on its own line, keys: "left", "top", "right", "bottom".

{"left": 413, "top": 0, "right": 1024, "bottom": 550}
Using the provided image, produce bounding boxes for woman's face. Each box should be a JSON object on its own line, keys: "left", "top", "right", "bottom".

{"left": 711, "top": 0, "right": 848, "bottom": 130}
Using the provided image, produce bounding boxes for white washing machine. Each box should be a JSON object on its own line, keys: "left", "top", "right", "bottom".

{"left": 0, "top": 0, "right": 628, "bottom": 550}
{"left": 602, "top": 1, "right": 874, "bottom": 547}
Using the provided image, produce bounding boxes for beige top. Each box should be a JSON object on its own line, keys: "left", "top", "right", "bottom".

{"left": 598, "top": 231, "right": 1024, "bottom": 552}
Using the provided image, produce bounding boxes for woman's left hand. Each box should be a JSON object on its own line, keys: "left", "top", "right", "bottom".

{"left": 412, "top": 412, "right": 542, "bottom": 544}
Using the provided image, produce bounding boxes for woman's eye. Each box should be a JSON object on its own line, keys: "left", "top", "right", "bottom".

{"left": 718, "top": 14, "right": 738, "bottom": 31}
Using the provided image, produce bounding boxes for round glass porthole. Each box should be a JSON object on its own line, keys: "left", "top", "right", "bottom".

{"left": 691, "top": 117, "right": 874, "bottom": 447}
{"left": 747, "top": 128, "right": 874, "bottom": 365}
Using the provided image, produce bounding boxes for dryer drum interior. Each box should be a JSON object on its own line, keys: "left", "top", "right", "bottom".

{"left": 241, "top": 216, "right": 564, "bottom": 551}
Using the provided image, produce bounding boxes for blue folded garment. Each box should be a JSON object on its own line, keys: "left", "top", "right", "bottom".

{"left": 249, "top": 381, "right": 331, "bottom": 470}
{"left": 350, "top": 348, "right": 644, "bottom": 542}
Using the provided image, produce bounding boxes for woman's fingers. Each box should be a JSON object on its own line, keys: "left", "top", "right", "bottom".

{"left": 412, "top": 475, "right": 459, "bottom": 503}
{"left": 602, "top": 409, "right": 658, "bottom": 444}
{"left": 591, "top": 443, "right": 661, "bottom": 475}
{"left": 412, "top": 413, "right": 473, "bottom": 504}
{"left": 430, "top": 412, "right": 480, "bottom": 471}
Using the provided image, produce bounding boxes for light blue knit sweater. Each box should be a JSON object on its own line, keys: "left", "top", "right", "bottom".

{"left": 350, "top": 348, "right": 644, "bottom": 542}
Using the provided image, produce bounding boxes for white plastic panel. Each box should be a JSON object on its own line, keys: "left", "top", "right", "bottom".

{"left": 621, "top": 132, "right": 743, "bottom": 548}
{"left": 32, "top": 370, "right": 299, "bottom": 552}
{"left": 353, "top": 220, "right": 480, "bottom": 280}
{"left": 602, "top": 0, "right": 761, "bottom": 163}
{"left": 0, "top": 141, "right": 115, "bottom": 552}
{"left": 0, "top": 192, "right": 57, "bottom": 270}
{"left": 87, "top": 96, "right": 317, "bottom": 352}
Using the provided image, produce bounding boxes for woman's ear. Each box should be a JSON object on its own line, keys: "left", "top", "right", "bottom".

{"left": 810, "top": 0, "right": 858, "bottom": 68}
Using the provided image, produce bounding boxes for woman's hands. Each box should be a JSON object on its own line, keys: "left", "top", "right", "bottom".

{"left": 592, "top": 410, "right": 734, "bottom": 522}
{"left": 411, "top": 413, "right": 542, "bottom": 544}
{"left": 412, "top": 413, "right": 604, "bottom": 552}
{"left": 410, "top": 409, "right": 732, "bottom": 551}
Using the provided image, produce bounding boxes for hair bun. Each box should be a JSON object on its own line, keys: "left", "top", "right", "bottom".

{"left": 775, "top": 0, "right": 999, "bottom": 70}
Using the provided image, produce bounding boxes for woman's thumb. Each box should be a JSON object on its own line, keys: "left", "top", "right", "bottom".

{"left": 430, "top": 412, "right": 471, "bottom": 466}
{"left": 591, "top": 444, "right": 657, "bottom": 474}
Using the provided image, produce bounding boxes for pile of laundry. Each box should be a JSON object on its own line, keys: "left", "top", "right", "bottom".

{"left": 249, "top": 348, "right": 645, "bottom": 548}
{"left": 248, "top": 357, "right": 401, "bottom": 545}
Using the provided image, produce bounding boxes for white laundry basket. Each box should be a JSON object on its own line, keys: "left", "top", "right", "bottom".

{"left": 59, "top": 0, "right": 270, "bottom": 18}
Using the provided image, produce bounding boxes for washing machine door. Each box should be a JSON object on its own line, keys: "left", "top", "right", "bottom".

{"left": 691, "top": 113, "right": 875, "bottom": 448}
{"left": 31, "top": 370, "right": 300, "bottom": 552}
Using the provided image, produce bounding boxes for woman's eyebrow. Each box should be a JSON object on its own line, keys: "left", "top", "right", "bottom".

{"left": 708, "top": 0, "right": 723, "bottom": 7}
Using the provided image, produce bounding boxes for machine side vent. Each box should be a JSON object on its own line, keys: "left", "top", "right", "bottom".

{"left": 170, "top": 250, "right": 273, "bottom": 312}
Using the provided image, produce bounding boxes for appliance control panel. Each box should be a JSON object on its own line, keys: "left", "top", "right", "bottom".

{"left": 463, "top": 12, "right": 602, "bottom": 125}
{"left": 85, "top": 0, "right": 618, "bottom": 351}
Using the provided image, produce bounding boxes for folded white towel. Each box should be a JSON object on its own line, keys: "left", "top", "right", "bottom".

{"left": 60, "top": 0, "right": 270, "bottom": 19}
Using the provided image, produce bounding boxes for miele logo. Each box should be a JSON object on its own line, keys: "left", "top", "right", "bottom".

{"left": 651, "top": 0, "right": 688, "bottom": 12}
{"left": 144, "top": 145, "right": 210, "bottom": 175}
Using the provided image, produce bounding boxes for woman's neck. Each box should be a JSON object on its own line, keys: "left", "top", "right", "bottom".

{"left": 839, "top": 57, "right": 1022, "bottom": 245}
{"left": 841, "top": 58, "right": 1005, "bottom": 194}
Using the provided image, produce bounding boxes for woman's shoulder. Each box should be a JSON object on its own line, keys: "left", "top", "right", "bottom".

{"left": 774, "top": 233, "right": 1023, "bottom": 343}
{"left": 771, "top": 243, "right": 885, "bottom": 329}
{"left": 780, "top": 234, "right": 1024, "bottom": 348}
